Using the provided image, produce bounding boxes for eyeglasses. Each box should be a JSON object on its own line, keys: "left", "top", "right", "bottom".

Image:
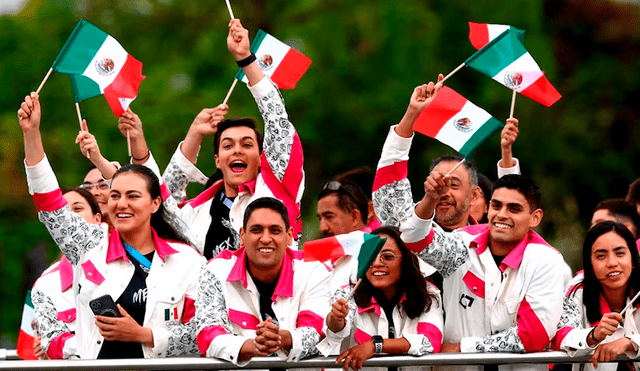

{"left": 376, "top": 251, "right": 399, "bottom": 265}
{"left": 80, "top": 181, "right": 109, "bottom": 191}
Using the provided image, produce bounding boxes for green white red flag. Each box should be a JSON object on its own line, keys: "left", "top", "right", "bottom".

{"left": 413, "top": 86, "right": 503, "bottom": 158}
{"left": 303, "top": 231, "right": 386, "bottom": 279}
{"left": 16, "top": 290, "right": 37, "bottom": 360}
{"left": 53, "top": 20, "right": 145, "bottom": 116}
{"left": 468, "top": 22, "right": 525, "bottom": 50}
{"left": 235, "top": 29, "right": 312, "bottom": 89}
{"left": 464, "top": 28, "right": 561, "bottom": 107}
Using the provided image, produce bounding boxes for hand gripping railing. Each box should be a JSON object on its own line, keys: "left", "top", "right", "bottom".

{"left": 0, "top": 350, "right": 632, "bottom": 369}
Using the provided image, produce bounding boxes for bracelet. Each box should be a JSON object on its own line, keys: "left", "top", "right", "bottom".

{"left": 236, "top": 53, "right": 256, "bottom": 68}
{"left": 131, "top": 150, "right": 150, "bottom": 162}
{"left": 589, "top": 328, "right": 601, "bottom": 343}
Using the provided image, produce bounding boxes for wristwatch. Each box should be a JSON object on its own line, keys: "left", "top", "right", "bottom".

{"left": 372, "top": 335, "right": 384, "bottom": 354}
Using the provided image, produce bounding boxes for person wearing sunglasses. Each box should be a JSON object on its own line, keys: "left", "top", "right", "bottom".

{"left": 320, "top": 226, "right": 443, "bottom": 370}
{"left": 317, "top": 180, "right": 370, "bottom": 238}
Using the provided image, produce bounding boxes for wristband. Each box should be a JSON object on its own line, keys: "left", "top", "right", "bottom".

{"left": 589, "top": 328, "right": 601, "bottom": 343}
{"left": 372, "top": 335, "right": 383, "bottom": 354}
{"left": 131, "top": 150, "right": 150, "bottom": 162}
{"left": 236, "top": 53, "right": 256, "bottom": 68}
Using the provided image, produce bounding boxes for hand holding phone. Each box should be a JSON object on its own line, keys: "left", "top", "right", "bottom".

{"left": 89, "top": 295, "right": 122, "bottom": 317}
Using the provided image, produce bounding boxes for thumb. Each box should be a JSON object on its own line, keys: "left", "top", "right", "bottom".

{"left": 116, "top": 304, "right": 129, "bottom": 318}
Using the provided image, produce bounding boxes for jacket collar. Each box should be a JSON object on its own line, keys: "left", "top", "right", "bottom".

{"left": 238, "top": 179, "right": 257, "bottom": 196}
{"left": 106, "top": 228, "right": 179, "bottom": 264}
{"left": 356, "top": 293, "right": 407, "bottom": 316}
{"left": 57, "top": 255, "right": 73, "bottom": 292}
{"left": 227, "top": 246, "right": 298, "bottom": 301}
{"left": 471, "top": 228, "right": 549, "bottom": 271}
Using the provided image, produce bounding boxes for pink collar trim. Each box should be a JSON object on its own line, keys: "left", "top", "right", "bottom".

{"left": 58, "top": 256, "right": 73, "bottom": 292}
{"left": 356, "top": 293, "right": 406, "bottom": 316}
{"left": 238, "top": 180, "right": 257, "bottom": 196}
{"left": 189, "top": 180, "right": 224, "bottom": 208}
{"left": 227, "top": 247, "right": 298, "bottom": 301}
{"left": 106, "top": 228, "right": 179, "bottom": 263}
{"left": 472, "top": 228, "right": 549, "bottom": 271}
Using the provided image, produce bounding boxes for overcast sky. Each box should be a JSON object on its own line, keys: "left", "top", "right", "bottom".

{"left": 0, "top": 0, "right": 27, "bottom": 14}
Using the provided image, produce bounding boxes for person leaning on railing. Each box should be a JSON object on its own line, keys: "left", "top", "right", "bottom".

{"left": 553, "top": 221, "right": 640, "bottom": 371}
{"left": 18, "top": 92, "right": 205, "bottom": 359}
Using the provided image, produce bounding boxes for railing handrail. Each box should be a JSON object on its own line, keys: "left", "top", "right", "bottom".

{"left": 0, "top": 349, "right": 633, "bottom": 370}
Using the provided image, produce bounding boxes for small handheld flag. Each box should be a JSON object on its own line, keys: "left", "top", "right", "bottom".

{"left": 356, "top": 235, "right": 386, "bottom": 280}
{"left": 304, "top": 231, "right": 383, "bottom": 264}
{"left": 17, "top": 290, "right": 38, "bottom": 360}
{"left": 235, "top": 29, "right": 312, "bottom": 90}
{"left": 53, "top": 20, "right": 145, "bottom": 116}
{"left": 464, "top": 28, "right": 561, "bottom": 107}
{"left": 413, "top": 86, "right": 503, "bottom": 159}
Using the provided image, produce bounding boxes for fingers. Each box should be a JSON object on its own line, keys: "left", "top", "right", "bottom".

{"left": 117, "top": 304, "right": 130, "bottom": 317}
{"left": 589, "top": 348, "right": 600, "bottom": 368}
{"left": 80, "top": 119, "right": 89, "bottom": 132}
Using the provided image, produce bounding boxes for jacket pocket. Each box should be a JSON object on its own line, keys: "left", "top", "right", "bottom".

{"left": 228, "top": 308, "right": 260, "bottom": 330}
{"left": 57, "top": 308, "right": 76, "bottom": 323}
{"left": 156, "top": 292, "right": 183, "bottom": 323}
{"left": 80, "top": 260, "right": 105, "bottom": 285}
{"left": 462, "top": 271, "right": 485, "bottom": 298}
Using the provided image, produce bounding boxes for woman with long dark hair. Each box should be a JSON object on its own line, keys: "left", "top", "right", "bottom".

{"left": 19, "top": 92, "right": 204, "bottom": 359}
{"left": 554, "top": 221, "right": 640, "bottom": 370}
{"left": 320, "top": 226, "right": 443, "bottom": 370}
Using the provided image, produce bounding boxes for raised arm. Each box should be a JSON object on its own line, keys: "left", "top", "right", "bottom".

{"left": 75, "top": 120, "right": 118, "bottom": 180}
{"left": 373, "top": 78, "right": 443, "bottom": 227}
{"left": 497, "top": 117, "right": 521, "bottom": 177}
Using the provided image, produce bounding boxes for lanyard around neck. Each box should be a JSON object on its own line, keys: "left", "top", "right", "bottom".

{"left": 122, "top": 240, "right": 152, "bottom": 272}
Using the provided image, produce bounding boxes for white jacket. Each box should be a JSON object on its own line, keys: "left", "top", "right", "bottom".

{"left": 400, "top": 216, "right": 566, "bottom": 371}
{"left": 163, "top": 76, "right": 305, "bottom": 255}
{"left": 26, "top": 156, "right": 205, "bottom": 359}
{"left": 31, "top": 256, "right": 79, "bottom": 359}
{"left": 195, "top": 247, "right": 331, "bottom": 366}
{"left": 319, "top": 284, "right": 444, "bottom": 371}
{"left": 554, "top": 280, "right": 640, "bottom": 371}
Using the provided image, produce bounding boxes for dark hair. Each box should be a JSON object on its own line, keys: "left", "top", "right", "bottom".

{"left": 492, "top": 174, "right": 541, "bottom": 211}
{"left": 476, "top": 173, "right": 493, "bottom": 223}
{"left": 62, "top": 187, "right": 101, "bottom": 216}
{"left": 112, "top": 164, "right": 191, "bottom": 245}
{"left": 353, "top": 226, "right": 439, "bottom": 319}
{"left": 318, "top": 180, "right": 369, "bottom": 224}
{"left": 593, "top": 199, "right": 640, "bottom": 238}
{"left": 213, "top": 118, "right": 263, "bottom": 155}
{"left": 243, "top": 197, "right": 290, "bottom": 230}
{"left": 336, "top": 167, "right": 375, "bottom": 201}
{"left": 573, "top": 221, "right": 640, "bottom": 324}
{"left": 430, "top": 153, "right": 478, "bottom": 187}
{"left": 626, "top": 178, "right": 640, "bottom": 205}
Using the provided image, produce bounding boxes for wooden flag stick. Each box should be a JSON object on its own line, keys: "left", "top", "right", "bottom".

{"left": 223, "top": 78, "right": 239, "bottom": 105}
{"left": 349, "top": 278, "right": 363, "bottom": 298}
{"left": 36, "top": 68, "right": 54, "bottom": 95}
{"left": 447, "top": 158, "right": 466, "bottom": 175}
{"left": 440, "top": 63, "right": 466, "bottom": 85}
{"left": 75, "top": 102, "right": 90, "bottom": 159}
{"left": 621, "top": 290, "right": 640, "bottom": 316}
{"left": 225, "top": 0, "right": 235, "bottom": 19}
{"left": 127, "top": 130, "right": 132, "bottom": 157}
{"left": 509, "top": 89, "right": 517, "bottom": 118}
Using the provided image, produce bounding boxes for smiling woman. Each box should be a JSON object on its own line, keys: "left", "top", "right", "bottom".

{"left": 320, "top": 226, "right": 444, "bottom": 371}
{"left": 554, "top": 221, "right": 640, "bottom": 371}
{"left": 18, "top": 92, "right": 205, "bottom": 360}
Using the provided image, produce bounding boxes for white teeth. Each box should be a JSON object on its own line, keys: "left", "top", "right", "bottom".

{"left": 259, "top": 248, "right": 273, "bottom": 253}
{"left": 372, "top": 272, "right": 388, "bottom": 276}
{"left": 117, "top": 214, "right": 132, "bottom": 218}
{"left": 494, "top": 223, "right": 511, "bottom": 229}
{"left": 608, "top": 272, "right": 621, "bottom": 277}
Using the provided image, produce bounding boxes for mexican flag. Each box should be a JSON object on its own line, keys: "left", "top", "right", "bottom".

{"left": 413, "top": 86, "right": 503, "bottom": 158}
{"left": 16, "top": 290, "right": 37, "bottom": 360}
{"left": 235, "top": 29, "right": 312, "bottom": 89}
{"left": 464, "top": 28, "right": 561, "bottom": 107}
{"left": 468, "top": 22, "right": 525, "bottom": 50}
{"left": 53, "top": 20, "right": 145, "bottom": 116}
{"left": 303, "top": 231, "right": 386, "bottom": 279}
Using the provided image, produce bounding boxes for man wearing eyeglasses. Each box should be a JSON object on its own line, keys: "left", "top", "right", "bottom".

{"left": 317, "top": 180, "right": 370, "bottom": 238}
{"left": 81, "top": 168, "right": 113, "bottom": 229}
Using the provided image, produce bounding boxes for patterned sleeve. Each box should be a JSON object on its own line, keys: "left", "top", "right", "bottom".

{"left": 26, "top": 156, "right": 105, "bottom": 265}
{"left": 194, "top": 266, "right": 249, "bottom": 365}
{"left": 553, "top": 287, "right": 595, "bottom": 356}
{"left": 31, "top": 289, "right": 73, "bottom": 358}
{"left": 162, "top": 142, "right": 209, "bottom": 205}
{"left": 249, "top": 77, "right": 305, "bottom": 238}
{"left": 281, "top": 263, "right": 332, "bottom": 361}
{"left": 317, "top": 287, "right": 357, "bottom": 356}
{"left": 372, "top": 125, "right": 416, "bottom": 227}
{"left": 400, "top": 215, "right": 469, "bottom": 278}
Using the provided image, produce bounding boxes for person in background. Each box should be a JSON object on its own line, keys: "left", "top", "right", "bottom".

{"left": 591, "top": 199, "right": 640, "bottom": 239}
{"left": 554, "top": 221, "right": 640, "bottom": 370}
{"left": 320, "top": 226, "right": 443, "bottom": 371}
{"left": 336, "top": 167, "right": 382, "bottom": 231}
{"left": 32, "top": 187, "right": 101, "bottom": 359}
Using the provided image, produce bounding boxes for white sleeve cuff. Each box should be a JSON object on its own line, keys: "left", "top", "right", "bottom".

{"left": 247, "top": 75, "right": 276, "bottom": 98}
{"left": 460, "top": 337, "right": 483, "bottom": 353}
{"left": 147, "top": 326, "right": 168, "bottom": 357}
{"left": 497, "top": 157, "right": 520, "bottom": 178}
{"left": 206, "top": 333, "right": 250, "bottom": 366}
{"left": 171, "top": 142, "right": 208, "bottom": 184}
{"left": 318, "top": 323, "right": 351, "bottom": 356}
{"left": 24, "top": 155, "right": 59, "bottom": 195}
{"left": 404, "top": 334, "right": 433, "bottom": 356}
{"left": 626, "top": 334, "right": 640, "bottom": 358}
{"left": 277, "top": 329, "right": 304, "bottom": 362}
{"left": 399, "top": 207, "right": 435, "bottom": 242}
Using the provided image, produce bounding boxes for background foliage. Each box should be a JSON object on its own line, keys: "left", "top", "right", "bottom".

{"left": 1, "top": 0, "right": 639, "bottom": 346}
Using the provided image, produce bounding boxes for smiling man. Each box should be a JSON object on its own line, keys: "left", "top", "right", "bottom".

{"left": 195, "top": 197, "right": 330, "bottom": 365}
{"left": 161, "top": 19, "right": 304, "bottom": 258}
{"left": 400, "top": 174, "right": 566, "bottom": 371}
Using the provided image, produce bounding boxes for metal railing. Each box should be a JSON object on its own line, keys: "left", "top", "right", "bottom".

{"left": 0, "top": 349, "right": 632, "bottom": 370}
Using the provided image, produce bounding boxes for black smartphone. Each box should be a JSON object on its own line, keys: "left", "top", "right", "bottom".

{"left": 89, "top": 295, "right": 121, "bottom": 317}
